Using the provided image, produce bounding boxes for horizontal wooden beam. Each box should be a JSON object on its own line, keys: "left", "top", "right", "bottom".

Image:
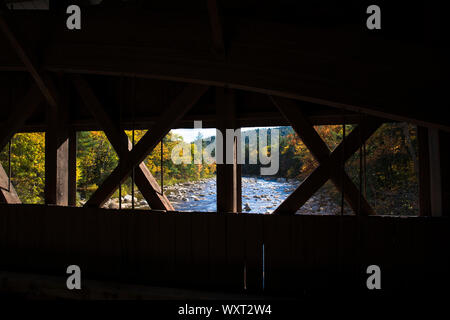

{"left": 85, "top": 84, "right": 209, "bottom": 207}
{"left": 4, "top": 110, "right": 368, "bottom": 134}
{"left": 0, "top": 9, "right": 445, "bottom": 130}
{"left": 0, "top": 10, "right": 447, "bottom": 131}
{"left": 40, "top": 54, "right": 448, "bottom": 132}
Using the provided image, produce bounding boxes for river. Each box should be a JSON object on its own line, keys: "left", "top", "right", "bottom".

{"left": 165, "top": 177, "right": 345, "bottom": 214}
{"left": 104, "top": 177, "right": 347, "bottom": 214}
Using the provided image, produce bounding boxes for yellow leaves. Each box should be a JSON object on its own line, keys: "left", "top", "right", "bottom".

{"left": 281, "top": 145, "right": 290, "bottom": 155}
{"left": 0, "top": 132, "right": 45, "bottom": 204}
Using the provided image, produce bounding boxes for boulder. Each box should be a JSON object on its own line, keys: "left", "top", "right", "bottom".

{"left": 123, "top": 195, "right": 137, "bottom": 203}
{"left": 108, "top": 201, "right": 119, "bottom": 209}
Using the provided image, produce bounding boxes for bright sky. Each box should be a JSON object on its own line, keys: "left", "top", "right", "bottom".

{"left": 171, "top": 127, "right": 278, "bottom": 143}
{"left": 171, "top": 129, "right": 216, "bottom": 142}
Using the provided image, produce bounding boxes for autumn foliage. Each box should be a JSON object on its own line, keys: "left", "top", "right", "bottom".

{"left": 0, "top": 123, "right": 418, "bottom": 215}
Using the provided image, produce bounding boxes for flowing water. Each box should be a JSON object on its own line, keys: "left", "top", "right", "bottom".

{"left": 167, "top": 177, "right": 301, "bottom": 213}
{"left": 107, "top": 177, "right": 346, "bottom": 214}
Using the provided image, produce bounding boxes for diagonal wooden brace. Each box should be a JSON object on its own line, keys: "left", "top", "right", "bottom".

{"left": 272, "top": 96, "right": 376, "bottom": 215}
{"left": 84, "top": 84, "right": 210, "bottom": 208}
{"left": 71, "top": 74, "right": 174, "bottom": 210}
{"left": 1, "top": 10, "right": 72, "bottom": 205}
{"left": 271, "top": 96, "right": 381, "bottom": 215}
{"left": 0, "top": 163, "right": 20, "bottom": 204}
{"left": 0, "top": 83, "right": 42, "bottom": 152}
{"left": 0, "top": 12, "right": 58, "bottom": 111}
{"left": 0, "top": 83, "right": 44, "bottom": 204}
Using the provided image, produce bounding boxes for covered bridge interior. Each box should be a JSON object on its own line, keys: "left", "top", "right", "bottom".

{"left": 0, "top": 0, "right": 449, "bottom": 298}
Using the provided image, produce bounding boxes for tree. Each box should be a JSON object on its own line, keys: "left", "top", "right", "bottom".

{"left": 0, "top": 132, "right": 45, "bottom": 203}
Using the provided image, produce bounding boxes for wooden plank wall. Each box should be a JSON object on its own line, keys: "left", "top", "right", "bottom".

{"left": 0, "top": 204, "right": 449, "bottom": 296}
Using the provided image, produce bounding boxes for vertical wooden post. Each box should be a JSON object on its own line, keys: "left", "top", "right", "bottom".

{"left": 45, "top": 107, "right": 69, "bottom": 206}
{"left": 418, "top": 126, "right": 431, "bottom": 216}
{"left": 428, "top": 128, "right": 442, "bottom": 217}
{"left": 216, "top": 87, "right": 241, "bottom": 213}
{"left": 68, "top": 129, "right": 77, "bottom": 206}
{"left": 45, "top": 79, "right": 69, "bottom": 206}
{"left": 235, "top": 158, "right": 242, "bottom": 213}
{"left": 439, "top": 131, "right": 450, "bottom": 216}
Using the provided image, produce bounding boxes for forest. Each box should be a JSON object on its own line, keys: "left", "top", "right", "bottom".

{"left": 0, "top": 122, "right": 419, "bottom": 215}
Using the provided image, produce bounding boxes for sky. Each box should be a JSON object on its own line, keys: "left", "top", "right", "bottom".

{"left": 171, "top": 127, "right": 278, "bottom": 143}
{"left": 171, "top": 128, "right": 216, "bottom": 142}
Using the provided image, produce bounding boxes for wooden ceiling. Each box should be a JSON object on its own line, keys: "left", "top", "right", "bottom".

{"left": 0, "top": 1, "right": 448, "bottom": 131}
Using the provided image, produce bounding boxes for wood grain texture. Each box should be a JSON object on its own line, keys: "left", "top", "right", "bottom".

{"left": 0, "top": 205, "right": 448, "bottom": 295}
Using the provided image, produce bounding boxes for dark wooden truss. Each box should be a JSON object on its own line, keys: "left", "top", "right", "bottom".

{"left": 0, "top": 2, "right": 447, "bottom": 216}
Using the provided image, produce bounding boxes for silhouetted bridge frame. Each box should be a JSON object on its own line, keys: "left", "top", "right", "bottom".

{"left": 0, "top": 2, "right": 449, "bottom": 296}
{"left": 0, "top": 3, "right": 449, "bottom": 216}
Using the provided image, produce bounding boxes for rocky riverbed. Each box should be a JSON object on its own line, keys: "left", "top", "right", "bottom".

{"left": 102, "top": 177, "right": 351, "bottom": 214}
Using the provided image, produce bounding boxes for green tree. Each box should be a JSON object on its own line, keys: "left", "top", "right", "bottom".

{"left": 0, "top": 132, "right": 45, "bottom": 204}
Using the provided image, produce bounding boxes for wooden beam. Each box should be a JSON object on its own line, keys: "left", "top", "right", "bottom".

{"left": 428, "top": 128, "right": 442, "bottom": 217}
{"left": 44, "top": 78, "right": 69, "bottom": 205}
{"left": 0, "top": 83, "right": 42, "bottom": 151}
{"left": 235, "top": 143, "right": 242, "bottom": 213}
{"left": 0, "top": 79, "right": 42, "bottom": 206}
{"left": 207, "top": 0, "right": 225, "bottom": 54}
{"left": 0, "top": 9, "right": 447, "bottom": 131}
{"left": 418, "top": 126, "right": 431, "bottom": 216}
{"left": 271, "top": 96, "right": 375, "bottom": 215}
{"left": 439, "top": 131, "right": 450, "bottom": 216}
{"left": 9, "top": 109, "right": 368, "bottom": 133}
{"left": 0, "top": 163, "right": 21, "bottom": 204}
{"left": 85, "top": 84, "right": 209, "bottom": 207}
{"left": 68, "top": 129, "right": 77, "bottom": 207}
{"left": 216, "top": 87, "right": 240, "bottom": 212}
{"left": 44, "top": 106, "right": 69, "bottom": 205}
{"left": 0, "top": 11, "right": 58, "bottom": 110}
{"left": 273, "top": 118, "right": 381, "bottom": 215}
{"left": 71, "top": 74, "right": 174, "bottom": 210}
{"left": 49, "top": 0, "right": 71, "bottom": 11}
